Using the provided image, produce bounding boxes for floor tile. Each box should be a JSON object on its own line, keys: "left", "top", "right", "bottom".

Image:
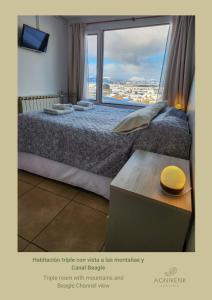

{"left": 18, "top": 236, "right": 29, "bottom": 251}
{"left": 34, "top": 201, "right": 107, "bottom": 252}
{"left": 18, "top": 180, "right": 33, "bottom": 197}
{"left": 74, "top": 191, "right": 109, "bottom": 214}
{"left": 38, "top": 178, "right": 79, "bottom": 200}
{"left": 18, "top": 187, "right": 70, "bottom": 241}
{"left": 18, "top": 170, "right": 44, "bottom": 186}
{"left": 24, "top": 243, "right": 45, "bottom": 252}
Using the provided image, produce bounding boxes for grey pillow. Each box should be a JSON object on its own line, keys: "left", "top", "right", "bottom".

{"left": 164, "top": 107, "right": 188, "bottom": 121}
{"left": 113, "top": 101, "right": 167, "bottom": 134}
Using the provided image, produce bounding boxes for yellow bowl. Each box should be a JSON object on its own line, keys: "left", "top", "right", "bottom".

{"left": 160, "top": 166, "right": 186, "bottom": 195}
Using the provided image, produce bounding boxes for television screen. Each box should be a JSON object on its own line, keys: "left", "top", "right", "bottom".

{"left": 20, "top": 24, "right": 50, "bottom": 52}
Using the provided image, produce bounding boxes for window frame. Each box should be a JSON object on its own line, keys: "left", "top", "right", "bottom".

{"left": 85, "top": 16, "right": 172, "bottom": 106}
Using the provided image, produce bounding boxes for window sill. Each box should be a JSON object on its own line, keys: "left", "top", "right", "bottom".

{"left": 85, "top": 98, "right": 147, "bottom": 109}
{"left": 99, "top": 102, "right": 146, "bottom": 110}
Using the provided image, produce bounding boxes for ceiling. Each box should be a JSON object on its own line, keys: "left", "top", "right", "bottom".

{"left": 60, "top": 15, "right": 145, "bottom": 24}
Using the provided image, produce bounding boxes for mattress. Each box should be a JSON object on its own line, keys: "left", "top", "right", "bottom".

{"left": 18, "top": 152, "right": 112, "bottom": 199}
{"left": 18, "top": 105, "right": 191, "bottom": 178}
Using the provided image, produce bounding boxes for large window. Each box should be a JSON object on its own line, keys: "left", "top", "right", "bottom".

{"left": 103, "top": 25, "right": 169, "bottom": 105}
{"left": 85, "top": 18, "right": 170, "bottom": 105}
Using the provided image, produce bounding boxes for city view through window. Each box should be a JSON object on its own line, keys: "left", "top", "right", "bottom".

{"left": 86, "top": 24, "right": 170, "bottom": 105}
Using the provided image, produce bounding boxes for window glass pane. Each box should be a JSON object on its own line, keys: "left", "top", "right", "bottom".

{"left": 102, "top": 25, "right": 169, "bottom": 105}
{"left": 85, "top": 35, "right": 97, "bottom": 100}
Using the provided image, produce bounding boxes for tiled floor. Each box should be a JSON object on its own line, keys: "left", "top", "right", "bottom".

{"left": 18, "top": 170, "right": 109, "bottom": 252}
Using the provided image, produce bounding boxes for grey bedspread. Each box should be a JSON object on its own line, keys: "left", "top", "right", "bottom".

{"left": 18, "top": 105, "right": 191, "bottom": 178}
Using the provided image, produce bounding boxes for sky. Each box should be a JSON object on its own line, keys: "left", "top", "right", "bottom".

{"left": 87, "top": 24, "right": 170, "bottom": 82}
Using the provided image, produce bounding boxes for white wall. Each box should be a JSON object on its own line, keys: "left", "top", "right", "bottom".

{"left": 18, "top": 16, "right": 68, "bottom": 96}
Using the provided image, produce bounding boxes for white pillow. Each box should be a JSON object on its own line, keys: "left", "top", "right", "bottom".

{"left": 113, "top": 101, "right": 167, "bottom": 134}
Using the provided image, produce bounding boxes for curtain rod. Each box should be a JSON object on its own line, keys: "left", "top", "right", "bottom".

{"left": 84, "top": 15, "right": 165, "bottom": 25}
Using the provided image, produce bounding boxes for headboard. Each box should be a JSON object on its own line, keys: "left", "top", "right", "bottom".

{"left": 18, "top": 94, "right": 60, "bottom": 113}
{"left": 185, "top": 75, "right": 195, "bottom": 251}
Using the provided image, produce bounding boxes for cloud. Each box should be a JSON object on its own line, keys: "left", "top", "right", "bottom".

{"left": 103, "top": 63, "right": 141, "bottom": 79}
{"left": 87, "top": 24, "right": 169, "bottom": 81}
{"left": 129, "top": 76, "right": 145, "bottom": 82}
{"left": 104, "top": 25, "right": 169, "bottom": 65}
{"left": 104, "top": 25, "right": 169, "bottom": 80}
{"left": 103, "top": 61, "right": 163, "bottom": 81}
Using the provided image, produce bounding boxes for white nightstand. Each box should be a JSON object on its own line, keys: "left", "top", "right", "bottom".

{"left": 106, "top": 150, "right": 192, "bottom": 252}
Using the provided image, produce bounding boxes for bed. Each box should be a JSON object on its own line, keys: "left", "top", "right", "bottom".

{"left": 18, "top": 95, "right": 192, "bottom": 199}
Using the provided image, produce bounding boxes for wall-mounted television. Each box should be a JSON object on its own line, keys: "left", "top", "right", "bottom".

{"left": 20, "top": 24, "right": 50, "bottom": 53}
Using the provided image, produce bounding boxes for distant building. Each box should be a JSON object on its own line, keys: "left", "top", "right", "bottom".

{"left": 88, "top": 79, "right": 159, "bottom": 104}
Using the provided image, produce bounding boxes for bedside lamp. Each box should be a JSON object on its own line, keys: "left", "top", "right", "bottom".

{"left": 175, "top": 103, "right": 184, "bottom": 110}
{"left": 160, "top": 166, "right": 186, "bottom": 195}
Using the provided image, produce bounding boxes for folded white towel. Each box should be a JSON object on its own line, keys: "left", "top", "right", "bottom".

{"left": 44, "top": 107, "right": 74, "bottom": 115}
{"left": 77, "top": 100, "right": 94, "bottom": 107}
{"left": 73, "top": 105, "right": 95, "bottom": 111}
{"left": 52, "top": 103, "right": 73, "bottom": 110}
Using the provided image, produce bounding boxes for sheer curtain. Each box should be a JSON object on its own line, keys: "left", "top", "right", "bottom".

{"left": 83, "top": 36, "right": 89, "bottom": 99}
{"left": 162, "top": 16, "right": 195, "bottom": 110}
{"left": 69, "top": 23, "right": 86, "bottom": 104}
